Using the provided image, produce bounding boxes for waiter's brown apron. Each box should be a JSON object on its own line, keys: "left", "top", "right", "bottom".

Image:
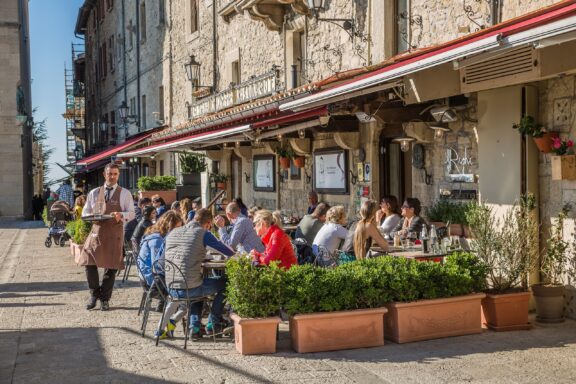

{"left": 79, "top": 186, "right": 125, "bottom": 270}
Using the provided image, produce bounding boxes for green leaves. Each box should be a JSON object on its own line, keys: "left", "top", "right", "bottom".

{"left": 426, "top": 199, "right": 473, "bottom": 225}
{"left": 66, "top": 219, "right": 92, "bottom": 244}
{"left": 227, "top": 252, "right": 487, "bottom": 317}
{"left": 512, "top": 115, "right": 545, "bottom": 138}
{"left": 137, "top": 176, "right": 177, "bottom": 191}
{"left": 178, "top": 152, "right": 207, "bottom": 173}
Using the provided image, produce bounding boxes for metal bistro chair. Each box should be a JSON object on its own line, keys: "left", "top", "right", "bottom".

{"left": 135, "top": 254, "right": 167, "bottom": 335}
{"left": 152, "top": 259, "right": 217, "bottom": 349}
{"left": 120, "top": 239, "right": 138, "bottom": 282}
{"left": 314, "top": 245, "right": 340, "bottom": 268}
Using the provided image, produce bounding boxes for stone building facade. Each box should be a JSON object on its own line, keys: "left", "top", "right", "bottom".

{"left": 0, "top": 0, "right": 33, "bottom": 217}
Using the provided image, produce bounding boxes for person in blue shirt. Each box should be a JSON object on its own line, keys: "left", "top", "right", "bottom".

{"left": 214, "top": 202, "right": 265, "bottom": 253}
{"left": 158, "top": 208, "right": 234, "bottom": 340}
{"left": 152, "top": 195, "right": 167, "bottom": 218}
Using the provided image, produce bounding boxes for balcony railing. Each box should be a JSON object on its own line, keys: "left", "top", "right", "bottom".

{"left": 189, "top": 66, "right": 281, "bottom": 120}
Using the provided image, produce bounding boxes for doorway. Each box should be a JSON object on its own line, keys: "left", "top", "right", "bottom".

{"left": 378, "top": 137, "right": 411, "bottom": 203}
{"left": 231, "top": 153, "right": 242, "bottom": 199}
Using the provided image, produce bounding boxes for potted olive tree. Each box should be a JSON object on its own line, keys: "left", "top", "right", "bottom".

{"left": 466, "top": 196, "right": 538, "bottom": 331}
{"left": 532, "top": 208, "right": 570, "bottom": 323}
{"left": 226, "top": 257, "right": 283, "bottom": 355}
{"left": 137, "top": 175, "right": 177, "bottom": 205}
{"left": 513, "top": 115, "right": 557, "bottom": 153}
{"left": 209, "top": 173, "right": 229, "bottom": 190}
{"left": 178, "top": 152, "right": 206, "bottom": 185}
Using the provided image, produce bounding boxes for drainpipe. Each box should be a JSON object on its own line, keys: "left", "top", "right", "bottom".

{"left": 122, "top": 0, "right": 127, "bottom": 140}
{"left": 136, "top": 0, "right": 141, "bottom": 133}
{"left": 291, "top": 64, "right": 297, "bottom": 89}
{"left": 212, "top": 0, "right": 218, "bottom": 91}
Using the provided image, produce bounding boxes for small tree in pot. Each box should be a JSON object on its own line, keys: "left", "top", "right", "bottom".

{"left": 178, "top": 152, "right": 206, "bottom": 185}
{"left": 533, "top": 207, "right": 571, "bottom": 323}
{"left": 209, "top": 172, "right": 229, "bottom": 190}
{"left": 276, "top": 146, "right": 294, "bottom": 169}
{"left": 466, "top": 195, "right": 538, "bottom": 331}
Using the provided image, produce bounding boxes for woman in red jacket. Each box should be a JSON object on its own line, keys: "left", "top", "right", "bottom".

{"left": 250, "top": 210, "right": 297, "bottom": 269}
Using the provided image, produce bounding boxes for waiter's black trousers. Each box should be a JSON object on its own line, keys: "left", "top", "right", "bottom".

{"left": 85, "top": 265, "right": 117, "bottom": 300}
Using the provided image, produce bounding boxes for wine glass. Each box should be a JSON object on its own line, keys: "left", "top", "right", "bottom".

{"left": 94, "top": 201, "right": 105, "bottom": 217}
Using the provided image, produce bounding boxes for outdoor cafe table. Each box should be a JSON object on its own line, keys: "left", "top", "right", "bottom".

{"left": 368, "top": 245, "right": 448, "bottom": 262}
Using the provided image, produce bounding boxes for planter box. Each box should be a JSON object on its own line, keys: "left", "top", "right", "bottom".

{"left": 551, "top": 155, "right": 576, "bottom": 180}
{"left": 481, "top": 291, "right": 532, "bottom": 331}
{"left": 565, "top": 285, "right": 576, "bottom": 320}
{"left": 290, "top": 307, "right": 387, "bottom": 353}
{"left": 231, "top": 314, "right": 281, "bottom": 355}
{"left": 181, "top": 173, "right": 201, "bottom": 186}
{"left": 138, "top": 190, "right": 177, "bottom": 205}
{"left": 385, "top": 293, "right": 485, "bottom": 343}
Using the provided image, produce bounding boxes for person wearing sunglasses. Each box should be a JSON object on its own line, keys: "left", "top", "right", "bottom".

{"left": 392, "top": 198, "right": 426, "bottom": 239}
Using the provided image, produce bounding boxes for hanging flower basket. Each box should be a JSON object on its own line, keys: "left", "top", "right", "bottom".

{"left": 279, "top": 156, "right": 291, "bottom": 169}
{"left": 216, "top": 182, "right": 227, "bottom": 190}
{"left": 533, "top": 132, "right": 558, "bottom": 153}
{"left": 293, "top": 156, "right": 305, "bottom": 168}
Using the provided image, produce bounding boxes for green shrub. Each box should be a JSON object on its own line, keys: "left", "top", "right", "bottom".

{"left": 426, "top": 199, "right": 472, "bottom": 225}
{"left": 179, "top": 152, "right": 206, "bottom": 173}
{"left": 67, "top": 219, "right": 92, "bottom": 244}
{"left": 42, "top": 206, "right": 49, "bottom": 225}
{"left": 137, "top": 175, "right": 177, "bottom": 191}
{"left": 225, "top": 257, "right": 284, "bottom": 318}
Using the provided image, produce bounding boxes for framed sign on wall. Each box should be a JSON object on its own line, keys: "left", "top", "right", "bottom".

{"left": 313, "top": 148, "right": 348, "bottom": 194}
{"left": 253, "top": 155, "right": 275, "bottom": 192}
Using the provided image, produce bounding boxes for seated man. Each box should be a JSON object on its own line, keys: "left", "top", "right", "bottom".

{"left": 214, "top": 202, "right": 265, "bottom": 254}
{"left": 295, "top": 203, "right": 329, "bottom": 245}
{"left": 159, "top": 208, "right": 234, "bottom": 339}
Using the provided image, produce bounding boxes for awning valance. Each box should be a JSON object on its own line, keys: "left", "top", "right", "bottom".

{"left": 75, "top": 132, "right": 153, "bottom": 166}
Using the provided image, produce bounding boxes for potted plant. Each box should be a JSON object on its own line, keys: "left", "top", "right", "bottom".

{"left": 426, "top": 199, "right": 473, "bottom": 237}
{"left": 209, "top": 173, "right": 229, "bottom": 190}
{"left": 550, "top": 137, "right": 576, "bottom": 180}
{"left": 67, "top": 219, "right": 92, "bottom": 263}
{"left": 178, "top": 152, "right": 206, "bottom": 185}
{"left": 293, "top": 155, "right": 305, "bottom": 168}
{"left": 225, "top": 258, "right": 282, "bottom": 355}
{"left": 532, "top": 207, "right": 570, "bottom": 323}
{"left": 284, "top": 261, "right": 389, "bottom": 352}
{"left": 276, "top": 146, "right": 294, "bottom": 169}
{"left": 137, "top": 175, "right": 177, "bottom": 205}
{"left": 567, "top": 228, "right": 576, "bottom": 320}
{"left": 383, "top": 252, "right": 487, "bottom": 343}
{"left": 466, "top": 196, "right": 538, "bottom": 331}
{"left": 513, "top": 115, "right": 557, "bottom": 153}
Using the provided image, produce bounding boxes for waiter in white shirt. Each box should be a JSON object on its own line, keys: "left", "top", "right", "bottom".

{"left": 81, "top": 163, "right": 135, "bottom": 311}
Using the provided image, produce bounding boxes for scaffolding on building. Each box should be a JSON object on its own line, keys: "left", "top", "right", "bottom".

{"left": 63, "top": 43, "right": 86, "bottom": 163}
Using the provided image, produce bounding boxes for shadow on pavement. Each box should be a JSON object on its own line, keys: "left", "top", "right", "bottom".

{"left": 0, "top": 281, "right": 87, "bottom": 293}
{"left": 273, "top": 319, "right": 576, "bottom": 363}
{"left": 0, "top": 219, "right": 45, "bottom": 229}
{"left": 0, "top": 292, "right": 60, "bottom": 299}
{"left": 0, "top": 303, "right": 65, "bottom": 308}
{"left": 0, "top": 328, "right": 180, "bottom": 384}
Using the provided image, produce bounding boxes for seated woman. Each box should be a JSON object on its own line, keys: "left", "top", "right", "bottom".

{"left": 312, "top": 205, "right": 348, "bottom": 255}
{"left": 354, "top": 200, "right": 390, "bottom": 259}
{"left": 391, "top": 198, "right": 426, "bottom": 238}
{"left": 136, "top": 210, "right": 183, "bottom": 289}
{"left": 152, "top": 195, "right": 167, "bottom": 218}
{"left": 250, "top": 210, "right": 297, "bottom": 269}
{"left": 131, "top": 206, "right": 157, "bottom": 248}
{"left": 376, "top": 196, "right": 402, "bottom": 238}
{"left": 179, "top": 198, "right": 193, "bottom": 223}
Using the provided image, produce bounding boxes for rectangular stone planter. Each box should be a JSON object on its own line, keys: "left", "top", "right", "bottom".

{"left": 231, "top": 314, "right": 281, "bottom": 355}
{"left": 290, "top": 307, "right": 387, "bottom": 353}
{"left": 385, "top": 293, "right": 485, "bottom": 343}
{"left": 481, "top": 291, "right": 532, "bottom": 331}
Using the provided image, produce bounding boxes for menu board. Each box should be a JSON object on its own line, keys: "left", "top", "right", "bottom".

{"left": 253, "top": 155, "right": 275, "bottom": 192}
{"left": 313, "top": 149, "right": 348, "bottom": 194}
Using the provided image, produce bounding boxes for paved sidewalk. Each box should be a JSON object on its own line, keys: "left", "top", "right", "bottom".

{"left": 1, "top": 222, "right": 576, "bottom": 383}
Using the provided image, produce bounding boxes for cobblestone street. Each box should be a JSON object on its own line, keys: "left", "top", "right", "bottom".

{"left": 1, "top": 222, "right": 576, "bottom": 384}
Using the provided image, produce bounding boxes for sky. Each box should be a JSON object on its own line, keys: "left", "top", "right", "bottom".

{"left": 29, "top": 0, "right": 85, "bottom": 186}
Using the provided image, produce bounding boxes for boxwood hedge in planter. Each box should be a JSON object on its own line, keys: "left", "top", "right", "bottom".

{"left": 225, "top": 257, "right": 283, "bottom": 355}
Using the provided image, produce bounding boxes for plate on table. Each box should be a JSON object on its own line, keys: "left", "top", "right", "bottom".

{"left": 82, "top": 214, "right": 114, "bottom": 222}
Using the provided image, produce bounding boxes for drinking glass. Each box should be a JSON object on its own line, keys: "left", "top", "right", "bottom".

{"left": 451, "top": 236, "right": 461, "bottom": 250}
{"left": 94, "top": 201, "right": 105, "bottom": 216}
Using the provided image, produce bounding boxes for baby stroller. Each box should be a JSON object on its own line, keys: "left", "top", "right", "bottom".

{"left": 45, "top": 200, "right": 73, "bottom": 248}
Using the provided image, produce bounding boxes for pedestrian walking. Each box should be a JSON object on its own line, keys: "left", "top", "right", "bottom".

{"left": 80, "top": 163, "right": 135, "bottom": 311}
{"left": 57, "top": 179, "right": 75, "bottom": 208}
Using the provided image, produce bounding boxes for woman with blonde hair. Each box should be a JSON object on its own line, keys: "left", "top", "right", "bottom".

{"left": 250, "top": 209, "right": 297, "bottom": 269}
{"left": 179, "top": 198, "right": 193, "bottom": 223}
{"left": 312, "top": 205, "right": 348, "bottom": 255}
{"left": 272, "top": 210, "right": 283, "bottom": 229}
{"left": 354, "top": 200, "right": 389, "bottom": 259}
{"left": 73, "top": 195, "right": 86, "bottom": 219}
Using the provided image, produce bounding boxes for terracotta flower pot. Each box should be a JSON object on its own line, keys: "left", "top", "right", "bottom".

{"left": 216, "top": 182, "right": 227, "bottom": 190}
{"left": 481, "top": 291, "right": 532, "bottom": 331}
{"left": 385, "top": 293, "right": 485, "bottom": 343}
{"left": 231, "top": 314, "right": 281, "bottom": 355}
{"left": 290, "top": 307, "right": 387, "bottom": 353}
{"left": 532, "top": 284, "right": 566, "bottom": 323}
{"left": 293, "top": 156, "right": 305, "bottom": 168}
{"left": 533, "top": 132, "right": 558, "bottom": 153}
{"left": 565, "top": 285, "right": 576, "bottom": 320}
{"left": 279, "top": 156, "right": 291, "bottom": 169}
